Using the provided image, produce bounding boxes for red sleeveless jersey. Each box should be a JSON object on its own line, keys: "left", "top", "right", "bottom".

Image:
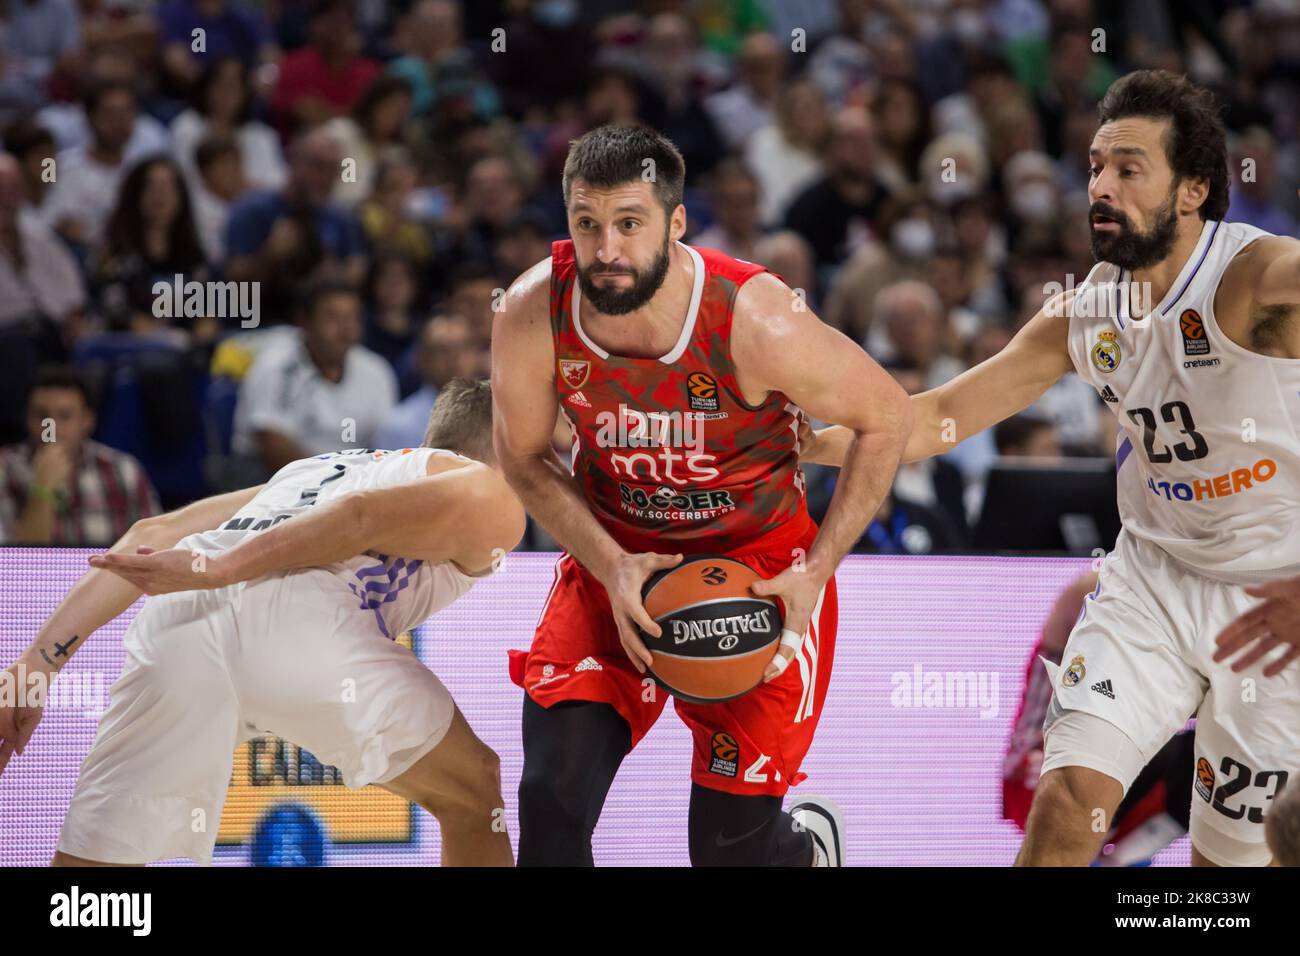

{"left": 549, "top": 239, "right": 810, "bottom": 554}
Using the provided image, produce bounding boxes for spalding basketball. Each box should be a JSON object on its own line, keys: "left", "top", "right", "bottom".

{"left": 639, "top": 555, "right": 782, "bottom": 703}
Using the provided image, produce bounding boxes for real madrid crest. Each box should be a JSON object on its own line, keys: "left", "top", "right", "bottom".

{"left": 1062, "top": 654, "right": 1086, "bottom": 687}
{"left": 1091, "top": 331, "right": 1121, "bottom": 374}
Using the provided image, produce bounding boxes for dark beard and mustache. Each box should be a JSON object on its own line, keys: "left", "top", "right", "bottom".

{"left": 576, "top": 233, "right": 672, "bottom": 315}
{"left": 1089, "top": 190, "right": 1180, "bottom": 270}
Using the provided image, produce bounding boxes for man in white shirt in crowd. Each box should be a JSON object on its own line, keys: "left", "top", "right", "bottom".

{"left": 233, "top": 274, "right": 397, "bottom": 477}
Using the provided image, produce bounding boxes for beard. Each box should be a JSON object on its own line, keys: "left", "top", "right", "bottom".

{"left": 1089, "top": 190, "right": 1180, "bottom": 270}
{"left": 576, "top": 232, "right": 672, "bottom": 315}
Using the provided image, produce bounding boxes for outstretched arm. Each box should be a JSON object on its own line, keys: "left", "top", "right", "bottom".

{"left": 92, "top": 462, "right": 526, "bottom": 594}
{"left": 1, "top": 485, "right": 261, "bottom": 773}
{"left": 804, "top": 293, "right": 1074, "bottom": 466}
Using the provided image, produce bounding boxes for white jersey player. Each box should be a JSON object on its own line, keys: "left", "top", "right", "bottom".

{"left": 0, "top": 379, "right": 525, "bottom": 866}
{"left": 807, "top": 70, "right": 1300, "bottom": 866}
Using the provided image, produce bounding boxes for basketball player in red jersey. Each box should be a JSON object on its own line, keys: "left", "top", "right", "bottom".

{"left": 492, "top": 125, "right": 911, "bottom": 866}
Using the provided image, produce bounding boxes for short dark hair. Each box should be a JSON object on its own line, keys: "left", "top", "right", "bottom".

{"left": 1096, "top": 70, "right": 1230, "bottom": 221}
{"left": 421, "top": 378, "right": 493, "bottom": 462}
{"left": 994, "top": 414, "right": 1054, "bottom": 455}
{"left": 2, "top": 118, "right": 56, "bottom": 160}
{"left": 562, "top": 124, "right": 685, "bottom": 218}
{"left": 30, "top": 365, "right": 93, "bottom": 408}
{"left": 295, "top": 273, "right": 360, "bottom": 320}
{"left": 1266, "top": 781, "right": 1300, "bottom": 866}
{"left": 195, "top": 133, "right": 240, "bottom": 174}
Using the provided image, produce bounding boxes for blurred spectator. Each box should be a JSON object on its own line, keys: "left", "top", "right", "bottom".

{"left": 449, "top": 153, "right": 530, "bottom": 271}
{"left": 752, "top": 230, "right": 816, "bottom": 309}
{"left": 784, "top": 105, "right": 892, "bottom": 271}
{"left": 634, "top": 12, "right": 726, "bottom": 184}
{"left": 387, "top": 1, "right": 468, "bottom": 116}
{"left": 271, "top": 0, "right": 380, "bottom": 136}
{"left": 540, "top": 66, "right": 643, "bottom": 184}
{"left": 40, "top": 79, "right": 166, "bottom": 248}
{"left": 867, "top": 280, "right": 964, "bottom": 389}
{"left": 0, "top": 364, "right": 160, "bottom": 545}
{"left": 994, "top": 414, "right": 1062, "bottom": 459}
{"left": 373, "top": 314, "right": 476, "bottom": 450}
{"left": 919, "top": 131, "right": 990, "bottom": 208}
{"left": 191, "top": 133, "right": 246, "bottom": 263}
{"left": 445, "top": 261, "right": 498, "bottom": 374}
{"left": 0, "top": 151, "right": 86, "bottom": 329}
{"left": 484, "top": 0, "right": 588, "bottom": 120}
{"left": 358, "top": 150, "right": 435, "bottom": 266}
{"left": 745, "top": 77, "right": 827, "bottom": 227}
{"left": 803, "top": 0, "right": 874, "bottom": 109}
{"left": 704, "top": 32, "right": 784, "bottom": 151}
{"left": 362, "top": 251, "right": 425, "bottom": 384}
{"left": 159, "top": 0, "right": 278, "bottom": 96}
{"left": 1227, "top": 126, "right": 1298, "bottom": 237}
{"left": 493, "top": 209, "right": 553, "bottom": 282}
{"left": 323, "top": 74, "right": 414, "bottom": 208}
{"left": 223, "top": 127, "right": 367, "bottom": 319}
{"left": 0, "top": 0, "right": 82, "bottom": 123}
{"left": 35, "top": 49, "right": 169, "bottom": 158}
{"left": 691, "top": 158, "right": 763, "bottom": 261}
{"left": 871, "top": 78, "right": 929, "bottom": 192}
{"left": 231, "top": 275, "right": 396, "bottom": 476}
{"left": 1, "top": 118, "right": 58, "bottom": 219}
{"left": 170, "top": 56, "right": 287, "bottom": 194}
{"left": 92, "top": 155, "right": 211, "bottom": 336}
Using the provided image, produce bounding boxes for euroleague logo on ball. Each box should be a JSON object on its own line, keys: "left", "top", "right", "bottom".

{"left": 686, "top": 371, "right": 720, "bottom": 412}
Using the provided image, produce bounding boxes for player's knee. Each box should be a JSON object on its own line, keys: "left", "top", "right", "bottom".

{"left": 429, "top": 745, "right": 503, "bottom": 825}
{"left": 517, "top": 759, "right": 585, "bottom": 831}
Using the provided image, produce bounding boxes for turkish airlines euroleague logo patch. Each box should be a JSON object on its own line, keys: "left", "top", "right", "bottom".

{"left": 687, "top": 371, "right": 720, "bottom": 412}
{"left": 1195, "top": 756, "right": 1215, "bottom": 803}
{"left": 1180, "top": 309, "right": 1210, "bottom": 356}
{"left": 558, "top": 359, "right": 590, "bottom": 389}
{"left": 710, "top": 731, "right": 739, "bottom": 777}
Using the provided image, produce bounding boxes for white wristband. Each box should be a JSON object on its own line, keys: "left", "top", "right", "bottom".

{"left": 768, "top": 628, "right": 805, "bottom": 677}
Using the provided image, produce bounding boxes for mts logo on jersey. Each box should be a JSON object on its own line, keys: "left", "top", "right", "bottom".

{"left": 596, "top": 404, "right": 719, "bottom": 484}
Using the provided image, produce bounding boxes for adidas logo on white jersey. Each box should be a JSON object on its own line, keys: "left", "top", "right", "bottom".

{"left": 575, "top": 656, "right": 603, "bottom": 672}
{"left": 1100, "top": 385, "right": 1119, "bottom": 404}
{"left": 567, "top": 391, "right": 592, "bottom": 407}
{"left": 1091, "top": 679, "right": 1116, "bottom": 699}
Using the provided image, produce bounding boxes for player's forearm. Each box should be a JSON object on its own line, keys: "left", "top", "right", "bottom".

{"left": 20, "top": 516, "right": 183, "bottom": 674}
{"left": 806, "top": 405, "right": 911, "bottom": 577}
{"left": 501, "top": 451, "right": 626, "bottom": 578}
{"left": 209, "top": 495, "right": 369, "bottom": 586}
{"left": 809, "top": 390, "right": 946, "bottom": 467}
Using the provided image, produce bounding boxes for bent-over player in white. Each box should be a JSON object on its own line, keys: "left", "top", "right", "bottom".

{"left": 0, "top": 379, "right": 524, "bottom": 866}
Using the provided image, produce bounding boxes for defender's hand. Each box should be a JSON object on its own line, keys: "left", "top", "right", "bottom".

{"left": 1214, "top": 574, "right": 1300, "bottom": 676}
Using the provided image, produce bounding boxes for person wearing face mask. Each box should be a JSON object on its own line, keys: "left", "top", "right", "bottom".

{"left": 1004, "top": 150, "right": 1062, "bottom": 227}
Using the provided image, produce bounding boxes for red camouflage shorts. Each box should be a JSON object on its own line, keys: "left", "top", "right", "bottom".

{"left": 507, "top": 515, "right": 838, "bottom": 797}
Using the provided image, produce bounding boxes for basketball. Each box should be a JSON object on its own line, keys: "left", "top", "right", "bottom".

{"left": 639, "top": 555, "right": 782, "bottom": 703}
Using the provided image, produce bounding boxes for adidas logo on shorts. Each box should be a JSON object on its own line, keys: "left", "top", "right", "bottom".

{"left": 575, "top": 656, "right": 603, "bottom": 672}
{"left": 1090, "top": 679, "right": 1116, "bottom": 699}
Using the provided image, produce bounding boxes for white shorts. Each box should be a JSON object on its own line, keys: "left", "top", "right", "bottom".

{"left": 1041, "top": 528, "right": 1300, "bottom": 866}
{"left": 57, "top": 570, "right": 455, "bottom": 865}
